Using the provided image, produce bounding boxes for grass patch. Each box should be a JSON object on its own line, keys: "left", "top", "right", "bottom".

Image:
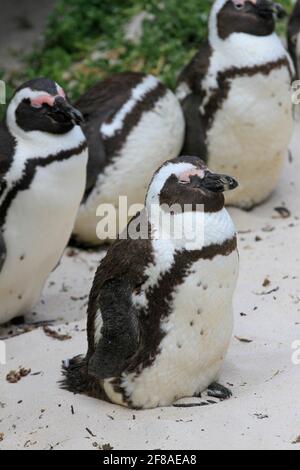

{"left": 0, "top": 0, "right": 294, "bottom": 112}
{"left": 23, "top": 0, "right": 212, "bottom": 100}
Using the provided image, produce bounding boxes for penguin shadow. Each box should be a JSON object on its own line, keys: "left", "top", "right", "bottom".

{"left": 0, "top": 315, "right": 55, "bottom": 340}
{"left": 68, "top": 234, "right": 112, "bottom": 253}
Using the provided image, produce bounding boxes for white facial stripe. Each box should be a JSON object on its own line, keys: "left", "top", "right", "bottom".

{"left": 6, "top": 88, "right": 58, "bottom": 134}
{"left": 209, "top": 0, "right": 258, "bottom": 44}
{"left": 209, "top": 0, "right": 277, "bottom": 47}
{"left": 233, "top": 0, "right": 257, "bottom": 4}
{"left": 56, "top": 83, "right": 66, "bottom": 98}
{"left": 9, "top": 88, "right": 58, "bottom": 109}
{"left": 210, "top": 0, "right": 255, "bottom": 45}
{"left": 101, "top": 75, "right": 160, "bottom": 138}
{"left": 209, "top": 0, "right": 229, "bottom": 44}
{"left": 146, "top": 162, "right": 196, "bottom": 207}
{"left": 179, "top": 168, "right": 205, "bottom": 182}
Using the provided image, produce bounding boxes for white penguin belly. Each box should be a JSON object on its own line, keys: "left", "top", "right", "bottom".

{"left": 207, "top": 67, "right": 293, "bottom": 208}
{"left": 104, "top": 250, "right": 238, "bottom": 409}
{"left": 0, "top": 151, "right": 87, "bottom": 323}
{"left": 74, "top": 91, "right": 185, "bottom": 245}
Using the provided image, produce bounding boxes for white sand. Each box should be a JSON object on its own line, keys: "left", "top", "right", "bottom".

{"left": 0, "top": 124, "right": 300, "bottom": 450}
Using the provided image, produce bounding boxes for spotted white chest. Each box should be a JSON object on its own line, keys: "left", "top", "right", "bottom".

{"left": 178, "top": 31, "right": 294, "bottom": 209}
{"left": 102, "top": 209, "right": 239, "bottom": 409}
{"left": 207, "top": 65, "right": 293, "bottom": 208}
{"left": 0, "top": 133, "right": 87, "bottom": 324}
{"left": 200, "top": 32, "right": 294, "bottom": 209}
{"left": 74, "top": 90, "right": 185, "bottom": 245}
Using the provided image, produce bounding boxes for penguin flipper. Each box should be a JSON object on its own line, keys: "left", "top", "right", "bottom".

{"left": 0, "top": 229, "right": 6, "bottom": 273}
{"left": 88, "top": 279, "right": 140, "bottom": 380}
{"left": 177, "top": 41, "right": 211, "bottom": 161}
{"left": 181, "top": 93, "right": 207, "bottom": 161}
{"left": 177, "top": 40, "right": 212, "bottom": 95}
{"left": 0, "top": 123, "right": 15, "bottom": 274}
{"left": 287, "top": 1, "right": 300, "bottom": 79}
{"left": 0, "top": 122, "right": 15, "bottom": 180}
{"left": 76, "top": 73, "right": 150, "bottom": 199}
{"left": 86, "top": 228, "right": 152, "bottom": 378}
{"left": 82, "top": 121, "right": 107, "bottom": 199}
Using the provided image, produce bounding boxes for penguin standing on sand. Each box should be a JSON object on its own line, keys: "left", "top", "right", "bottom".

{"left": 288, "top": 0, "right": 300, "bottom": 79}
{"left": 72, "top": 72, "right": 185, "bottom": 246}
{"left": 0, "top": 78, "right": 88, "bottom": 324}
{"left": 63, "top": 156, "right": 239, "bottom": 410}
{"left": 177, "top": 0, "right": 293, "bottom": 209}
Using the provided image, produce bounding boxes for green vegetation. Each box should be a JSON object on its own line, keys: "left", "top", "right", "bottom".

{"left": 1, "top": 0, "right": 294, "bottom": 108}
{"left": 22, "top": 0, "right": 212, "bottom": 100}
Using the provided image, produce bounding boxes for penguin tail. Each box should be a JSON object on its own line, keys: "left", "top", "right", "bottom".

{"left": 61, "top": 355, "right": 106, "bottom": 400}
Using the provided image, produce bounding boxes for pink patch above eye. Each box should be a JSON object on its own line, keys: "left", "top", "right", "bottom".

{"left": 179, "top": 168, "right": 205, "bottom": 183}
{"left": 30, "top": 95, "right": 56, "bottom": 108}
{"left": 232, "top": 0, "right": 256, "bottom": 5}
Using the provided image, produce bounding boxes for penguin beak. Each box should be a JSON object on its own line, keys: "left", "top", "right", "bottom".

{"left": 197, "top": 172, "right": 239, "bottom": 193}
{"left": 51, "top": 97, "right": 84, "bottom": 125}
{"left": 256, "top": 0, "right": 287, "bottom": 19}
{"left": 271, "top": 2, "right": 287, "bottom": 19}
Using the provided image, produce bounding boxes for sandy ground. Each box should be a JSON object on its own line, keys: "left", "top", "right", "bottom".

{"left": 0, "top": 120, "right": 300, "bottom": 450}
{"left": 0, "top": 3, "right": 299, "bottom": 449}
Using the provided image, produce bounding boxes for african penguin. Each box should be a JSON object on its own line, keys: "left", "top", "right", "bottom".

{"left": 0, "top": 78, "right": 88, "bottom": 324}
{"left": 62, "top": 156, "right": 239, "bottom": 410}
{"left": 177, "top": 0, "right": 294, "bottom": 209}
{"left": 72, "top": 72, "right": 185, "bottom": 246}
{"left": 288, "top": 0, "right": 300, "bottom": 79}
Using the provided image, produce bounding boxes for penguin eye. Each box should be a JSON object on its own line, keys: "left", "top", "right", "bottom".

{"left": 27, "top": 101, "right": 51, "bottom": 118}
{"left": 178, "top": 168, "right": 205, "bottom": 184}
{"left": 232, "top": 0, "right": 245, "bottom": 10}
{"left": 23, "top": 98, "right": 48, "bottom": 111}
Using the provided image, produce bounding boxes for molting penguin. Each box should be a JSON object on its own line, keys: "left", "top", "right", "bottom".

{"left": 288, "top": 0, "right": 300, "bottom": 79}
{"left": 177, "top": 0, "right": 293, "bottom": 209}
{"left": 72, "top": 72, "right": 185, "bottom": 246}
{"left": 0, "top": 78, "right": 88, "bottom": 324}
{"left": 62, "top": 156, "right": 239, "bottom": 410}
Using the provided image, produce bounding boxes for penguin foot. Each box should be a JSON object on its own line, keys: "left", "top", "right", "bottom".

{"left": 207, "top": 382, "right": 232, "bottom": 400}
